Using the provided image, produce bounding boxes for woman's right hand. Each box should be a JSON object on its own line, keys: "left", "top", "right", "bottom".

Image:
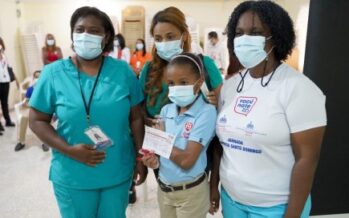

{"left": 67, "top": 144, "right": 106, "bottom": 167}
{"left": 144, "top": 117, "right": 157, "bottom": 126}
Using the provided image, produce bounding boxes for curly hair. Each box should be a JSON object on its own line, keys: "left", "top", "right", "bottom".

{"left": 146, "top": 6, "right": 191, "bottom": 107}
{"left": 226, "top": 0, "right": 295, "bottom": 62}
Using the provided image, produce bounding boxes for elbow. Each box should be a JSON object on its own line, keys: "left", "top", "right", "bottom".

{"left": 178, "top": 159, "right": 196, "bottom": 170}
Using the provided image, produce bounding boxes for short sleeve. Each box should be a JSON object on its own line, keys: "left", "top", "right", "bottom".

{"left": 127, "top": 65, "right": 144, "bottom": 106}
{"left": 202, "top": 55, "right": 223, "bottom": 90}
{"left": 139, "top": 61, "right": 150, "bottom": 93}
{"left": 29, "top": 66, "right": 56, "bottom": 114}
{"left": 285, "top": 76, "right": 327, "bottom": 133}
{"left": 25, "top": 86, "right": 34, "bottom": 99}
{"left": 189, "top": 106, "right": 217, "bottom": 147}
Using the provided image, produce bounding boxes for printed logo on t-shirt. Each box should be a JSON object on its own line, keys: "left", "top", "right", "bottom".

{"left": 234, "top": 96, "right": 257, "bottom": 116}
{"left": 182, "top": 122, "right": 193, "bottom": 138}
{"left": 219, "top": 115, "right": 227, "bottom": 124}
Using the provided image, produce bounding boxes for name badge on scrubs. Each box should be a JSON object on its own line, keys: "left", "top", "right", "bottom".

{"left": 84, "top": 126, "right": 113, "bottom": 150}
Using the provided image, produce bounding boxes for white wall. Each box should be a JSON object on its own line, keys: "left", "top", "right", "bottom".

{"left": 17, "top": 0, "right": 309, "bottom": 63}
{"left": 3, "top": 0, "right": 310, "bottom": 104}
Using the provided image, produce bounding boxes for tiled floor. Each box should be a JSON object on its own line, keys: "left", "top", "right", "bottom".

{"left": 0, "top": 115, "right": 347, "bottom": 218}
{"left": 0, "top": 116, "right": 220, "bottom": 218}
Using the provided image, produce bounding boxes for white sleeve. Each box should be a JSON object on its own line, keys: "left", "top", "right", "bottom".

{"left": 123, "top": 48, "right": 131, "bottom": 64}
{"left": 284, "top": 75, "right": 327, "bottom": 133}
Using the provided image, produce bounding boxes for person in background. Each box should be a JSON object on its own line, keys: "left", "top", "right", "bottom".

{"left": 130, "top": 38, "right": 152, "bottom": 78}
{"left": 139, "top": 6, "right": 223, "bottom": 214}
{"left": 14, "top": 70, "right": 49, "bottom": 152}
{"left": 191, "top": 41, "right": 204, "bottom": 55}
{"left": 212, "top": 1, "right": 327, "bottom": 217}
{"left": 42, "top": 33, "right": 63, "bottom": 65}
{"left": 29, "top": 6, "right": 147, "bottom": 218}
{"left": 0, "top": 36, "right": 18, "bottom": 130}
{"left": 142, "top": 53, "right": 217, "bottom": 218}
{"left": 205, "top": 31, "right": 227, "bottom": 75}
{"left": 109, "top": 33, "right": 131, "bottom": 64}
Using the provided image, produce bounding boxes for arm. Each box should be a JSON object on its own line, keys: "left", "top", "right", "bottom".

{"left": 129, "top": 104, "right": 147, "bottom": 185}
{"left": 57, "top": 47, "right": 63, "bottom": 59}
{"left": 42, "top": 48, "right": 49, "bottom": 65}
{"left": 284, "top": 126, "right": 326, "bottom": 218}
{"left": 29, "top": 108, "right": 105, "bottom": 167}
{"left": 124, "top": 48, "right": 131, "bottom": 64}
{"left": 209, "top": 137, "right": 223, "bottom": 214}
{"left": 170, "top": 141, "right": 203, "bottom": 170}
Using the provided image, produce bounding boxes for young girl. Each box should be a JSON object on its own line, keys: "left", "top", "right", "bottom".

{"left": 142, "top": 53, "right": 217, "bottom": 218}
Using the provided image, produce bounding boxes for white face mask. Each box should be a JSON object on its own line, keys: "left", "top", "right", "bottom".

{"left": 73, "top": 32, "right": 103, "bottom": 60}
{"left": 168, "top": 85, "right": 197, "bottom": 107}
{"left": 114, "top": 40, "right": 119, "bottom": 47}
{"left": 234, "top": 34, "right": 272, "bottom": 69}
{"left": 136, "top": 43, "right": 144, "bottom": 50}
{"left": 47, "top": 39, "right": 55, "bottom": 46}
{"left": 155, "top": 37, "right": 183, "bottom": 61}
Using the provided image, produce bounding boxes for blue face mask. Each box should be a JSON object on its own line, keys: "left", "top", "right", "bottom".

{"left": 73, "top": 33, "right": 103, "bottom": 60}
{"left": 168, "top": 84, "right": 198, "bottom": 107}
{"left": 155, "top": 38, "right": 183, "bottom": 61}
{"left": 234, "top": 35, "right": 272, "bottom": 69}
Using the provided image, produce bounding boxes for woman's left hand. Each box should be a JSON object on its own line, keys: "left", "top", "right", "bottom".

{"left": 133, "top": 160, "right": 148, "bottom": 186}
{"left": 206, "top": 91, "right": 218, "bottom": 107}
{"left": 209, "top": 186, "right": 220, "bottom": 215}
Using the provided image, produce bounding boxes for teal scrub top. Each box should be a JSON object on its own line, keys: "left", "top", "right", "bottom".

{"left": 29, "top": 57, "right": 143, "bottom": 189}
{"left": 139, "top": 55, "right": 223, "bottom": 118}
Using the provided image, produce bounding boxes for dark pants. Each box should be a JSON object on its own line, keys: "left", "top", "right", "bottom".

{"left": 0, "top": 82, "right": 12, "bottom": 123}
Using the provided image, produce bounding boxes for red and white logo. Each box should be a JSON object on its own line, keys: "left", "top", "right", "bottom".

{"left": 234, "top": 96, "right": 257, "bottom": 116}
{"left": 182, "top": 122, "right": 193, "bottom": 138}
{"left": 184, "top": 122, "right": 193, "bottom": 131}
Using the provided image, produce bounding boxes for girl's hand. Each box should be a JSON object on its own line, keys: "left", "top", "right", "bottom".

{"left": 145, "top": 117, "right": 157, "bottom": 126}
{"left": 153, "top": 115, "right": 165, "bottom": 131}
{"left": 142, "top": 152, "right": 159, "bottom": 169}
{"left": 67, "top": 144, "right": 106, "bottom": 167}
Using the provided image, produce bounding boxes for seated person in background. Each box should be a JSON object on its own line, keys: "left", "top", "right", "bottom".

{"left": 42, "top": 33, "right": 63, "bottom": 65}
{"left": 14, "top": 70, "right": 49, "bottom": 152}
{"left": 130, "top": 38, "right": 152, "bottom": 78}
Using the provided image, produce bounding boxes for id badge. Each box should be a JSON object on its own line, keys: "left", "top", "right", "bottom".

{"left": 84, "top": 126, "right": 113, "bottom": 150}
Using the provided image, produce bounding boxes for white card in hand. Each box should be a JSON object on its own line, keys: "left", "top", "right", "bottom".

{"left": 142, "top": 126, "right": 175, "bottom": 159}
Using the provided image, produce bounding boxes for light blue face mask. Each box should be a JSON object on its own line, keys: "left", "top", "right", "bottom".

{"left": 73, "top": 33, "right": 103, "bottom": 60}
{"left": 155, "top": 38, "right": 183, "bottom": 61}
{"left": 234, "top": 34, "right": 272, "bottom": 69}
{"left": 168, "top": 85, "right": 197, "bottom": 107}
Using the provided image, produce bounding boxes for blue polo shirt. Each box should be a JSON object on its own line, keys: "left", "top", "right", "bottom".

{"left": 159, "top": 96, "right": 217, "bottom": 184}
{"left": 29, "top": 57, "right": 143, "bottom": 189}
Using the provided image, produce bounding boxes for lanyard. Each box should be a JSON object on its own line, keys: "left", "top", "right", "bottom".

{"left": 77, "top": 57, "right": 104, "bottom": 126}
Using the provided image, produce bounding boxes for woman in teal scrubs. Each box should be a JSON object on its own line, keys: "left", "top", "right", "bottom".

{"left": 29, "top": 7, "right": 147, "bottom": 218}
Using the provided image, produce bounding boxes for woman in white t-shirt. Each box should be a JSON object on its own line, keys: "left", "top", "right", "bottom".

{"left": 108, "top": 33, "right": 130, "bottom": 64}
{"left": 212, "top": 1, "right": 327, "bottom": 218}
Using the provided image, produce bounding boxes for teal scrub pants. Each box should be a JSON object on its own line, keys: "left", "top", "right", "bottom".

{"left": 53, "top": 179, "right": 131, "bottom": 218}
{"left": 221, "top": 187, "right": 311, "bottom": 218}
